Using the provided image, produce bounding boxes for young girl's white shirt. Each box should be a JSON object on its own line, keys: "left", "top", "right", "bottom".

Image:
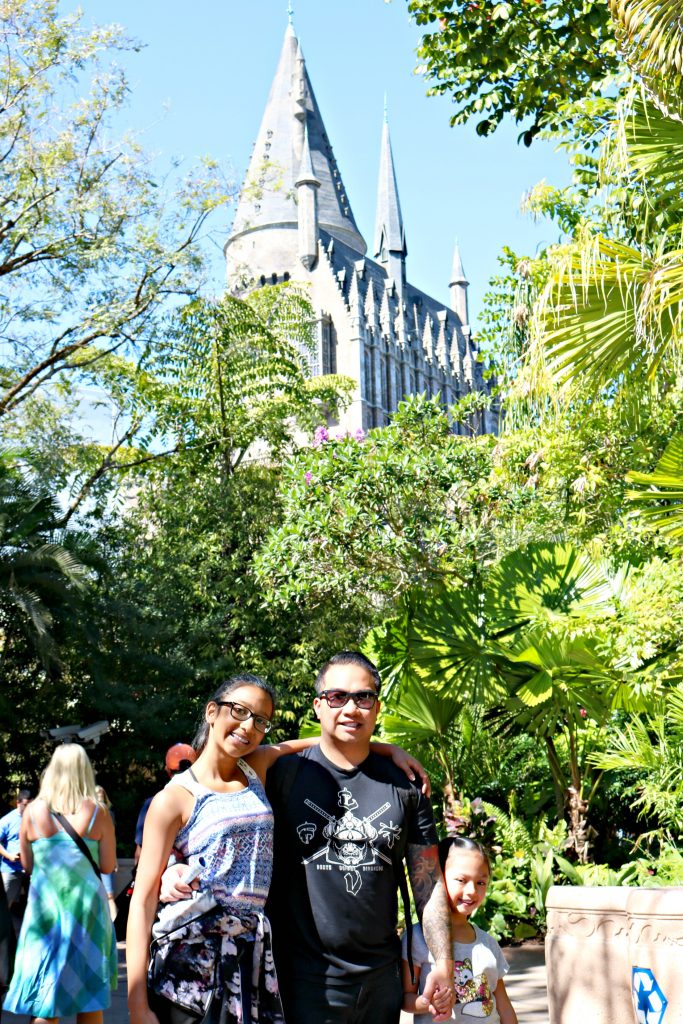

{"left": 402, "top": 921, "right": 509, "bottom": 1022}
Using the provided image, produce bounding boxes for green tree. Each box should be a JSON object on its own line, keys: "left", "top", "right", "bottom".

{"left": 405, "top": 0, "right": 621, "bottom": 141}
{"left": 0, "top": 451, "right": 87, "bottom": 668}
{"left": 367, "top": 542, "right": 681, "bottom": 861}
{"left": 0, "top": 0, "right": 226, "bottom": 510}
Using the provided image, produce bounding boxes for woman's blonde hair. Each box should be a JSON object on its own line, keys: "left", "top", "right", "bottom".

{"left": 38, "top": 743, "right": 98, "bottom": 814}
{"left": 95, "top": 785, "right": 111, "bottom": 809}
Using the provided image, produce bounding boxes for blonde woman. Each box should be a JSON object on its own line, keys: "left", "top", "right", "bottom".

{"left": 4, "top": 743, "right": 117, "bottom": 1024}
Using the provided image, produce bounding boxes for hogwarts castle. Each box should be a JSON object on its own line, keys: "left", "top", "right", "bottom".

{"left": 225, "top": 21, "right": 495, "bottom": 435}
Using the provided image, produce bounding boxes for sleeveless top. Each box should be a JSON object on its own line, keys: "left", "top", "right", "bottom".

{"left": 168, "top": 760, "right": 273, "bottom": 912}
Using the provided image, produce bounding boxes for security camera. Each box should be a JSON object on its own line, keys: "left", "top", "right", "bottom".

{"left": 47, "top": 725, "right": 81, "bottom": 740}
{"left": 76, "top": 721, "right": 110, "bottom": 745}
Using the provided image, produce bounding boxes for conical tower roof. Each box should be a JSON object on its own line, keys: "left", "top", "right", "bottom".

{"left": 228, "top": 25, "right": 366, "bottom": 254}
{"left": 373, "top": 113, "right": 406, "bottom": 260}
{"left": 450, "top": 242, "right": 469, "bottom": 286}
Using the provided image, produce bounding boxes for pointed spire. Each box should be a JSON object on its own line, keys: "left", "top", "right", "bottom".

{"left": 373, "top": 113, "right": 407, "bottom": 269}
{"left": 449, "top": 240, "right": 470, "bottom": 327}
{"left": 296, "top": 124, "right": 320, "bottom": 270}
{"left": 227, "top": 25, "right": 366, "bottom": 260}
{"left": 436, "top": 311, "right": 448, "bottom": 370}
{"left": 450, "top": 241, "right": 468, "bottom": 286}
{"left": 287, "top": 0, "right": 294, "bottom": 25}
{"left": 295, "top": 123, "right": 319, "bottom": 187}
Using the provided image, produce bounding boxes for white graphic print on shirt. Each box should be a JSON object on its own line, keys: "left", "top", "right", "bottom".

{"left": 297, "top": 786, "right": 402, "bottom": 895}
{"left": 454, "top": 957, "right": 495, "bottom": 1017}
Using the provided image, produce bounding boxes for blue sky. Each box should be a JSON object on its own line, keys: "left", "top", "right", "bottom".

{"left": 78, "top": 0, "right": 571, "bottom": 327}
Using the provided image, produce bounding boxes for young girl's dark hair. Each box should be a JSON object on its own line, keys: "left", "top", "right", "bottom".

{"left": 193, "top": 673, "right": 278, "bottom": 753}
{"left": 438, "top": 835, "right": 491, "bottom": 874}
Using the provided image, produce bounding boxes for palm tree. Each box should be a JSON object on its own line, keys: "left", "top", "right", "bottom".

{"left": 525, "top": 1, "right": 683, "bottom": 537}
{"left": 369, "top": 542, "right": 639, "bottom": 861}
{"left": 0, "top": 453, "right": 87, "bottom": 668}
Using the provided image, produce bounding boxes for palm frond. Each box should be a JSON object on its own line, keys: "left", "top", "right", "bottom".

{"left": 610, "top": 0, "right": 683, "bottom": 115}
{"left": 532, "top": 233, "right": 683, "bottom": 390}
{"left": 626, "top": 434, "right": 683, "bottom": 536}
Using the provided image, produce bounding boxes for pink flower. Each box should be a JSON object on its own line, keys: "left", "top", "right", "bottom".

{"left": 579, "top": 708, "right": 587, "bottom": 719}
{"left": 312, "top": 426, "right": 329, "bottom": 447}
{"left": 354, "top": 428, "right": 365, "bottom": 441}
{"left": 304, "top": 471, "right": 313, "bottom": 485}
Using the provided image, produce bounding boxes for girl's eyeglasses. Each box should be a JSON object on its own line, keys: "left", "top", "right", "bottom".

{"left": 215, "top": 700, "right": 273, "bottom": 734}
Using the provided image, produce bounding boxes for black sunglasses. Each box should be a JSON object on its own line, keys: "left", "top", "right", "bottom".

{"left": 318, "top": 689, "right": 378, "bottom": 709}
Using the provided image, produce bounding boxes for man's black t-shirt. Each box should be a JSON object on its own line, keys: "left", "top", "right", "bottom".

{"left": 266, "top": 746, "right": 437, "bottom": 980}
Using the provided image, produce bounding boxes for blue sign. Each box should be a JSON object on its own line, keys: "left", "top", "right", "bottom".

{"left": 632, "top": 967, "right": 668, "bottom": 1024}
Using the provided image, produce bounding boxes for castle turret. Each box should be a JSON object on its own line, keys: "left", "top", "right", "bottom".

{"left": 225, "top": 23, "right": 366, "bottom": 287}
{"left": 373, "top": 110, "right": 407, "bottom": 297}
{"left": 295, "top": 125, "right": 320, "bottom": 269}
{"left": 449, "top": 242, "right": 470, "bottom": 328}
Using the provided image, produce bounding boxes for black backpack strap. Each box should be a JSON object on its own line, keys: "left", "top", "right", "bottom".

{"left": 398, "top": 858, "right": 415, "bottom": 984}
{"left": 53, "top": 812, "right": 102, "bottom": 879}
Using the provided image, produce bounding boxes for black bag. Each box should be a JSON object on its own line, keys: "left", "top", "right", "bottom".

{"left": 114, "top": 866, "right": 136, "bottom": 941}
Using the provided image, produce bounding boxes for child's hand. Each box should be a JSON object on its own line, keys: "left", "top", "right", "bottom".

{"left": 422, "top": 963, "right": 454, "bottom": 1021}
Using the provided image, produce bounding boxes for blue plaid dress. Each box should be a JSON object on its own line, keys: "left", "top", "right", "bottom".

{"left": 4, "top": 807, "right": 117, "bottom": 1017}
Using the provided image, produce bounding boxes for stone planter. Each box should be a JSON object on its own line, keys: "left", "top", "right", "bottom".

{"left": 628, "top": 887, "right": 683, "bottom": 1024}
{"left": 546, "top": 885, "right": 683, "bottom": 1024}
{"left": 546, "top": 885, "right": 632, "bottom": 1024}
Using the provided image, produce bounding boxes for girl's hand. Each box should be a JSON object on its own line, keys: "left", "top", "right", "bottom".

{"left": 159, "top": 862, "right": 199, "bottom": 903}
{"left": 377, "top": 743, "right": 431, "bottom": 796}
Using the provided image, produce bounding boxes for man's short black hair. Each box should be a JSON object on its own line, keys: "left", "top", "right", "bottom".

{"left": 315, "top": 651, "right": 381, "bottom": 694}
{"left": 17, "top": 788, "right": 32, "bottom": 801}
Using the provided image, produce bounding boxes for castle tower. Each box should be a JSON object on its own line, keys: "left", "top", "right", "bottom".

{"left": 449, "top": 242, "right": 470, "bottom": 332}
{"left": 373, "top": 109, "right": 407, "bottom": 298}
{"left": 295, "top": 125, "right": 320, "bottom": 270}
{"left": 225, "top": 24, "right": 366, "bottom": 288}
{"left": 224, "top": 20, "right": 494, "bottom": 436}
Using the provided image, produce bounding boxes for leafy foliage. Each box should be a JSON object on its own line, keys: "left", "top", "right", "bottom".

{"left": 405, "top": 0, "right": 620, "bottom": 140}
{"left": 625, "top": 435, "right": 683, "bottom": 538}
{"left": 0, "top": 451, "right": 87, "bottom": 668}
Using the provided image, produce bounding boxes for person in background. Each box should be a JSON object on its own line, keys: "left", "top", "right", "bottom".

{"left": 134, "top": 744, "right": 197, "bottom": 863}
{"left": 96, "top": 785, "right": 118, "bottom": 920}
{"left": 3, "top": 744, "right": 117, "bottom": 1024}
{"left": 402, "top": 836, "right": 518, "bottom": 1024}
{"left": 0, "top": 788, "right": 31, "bottom": 937}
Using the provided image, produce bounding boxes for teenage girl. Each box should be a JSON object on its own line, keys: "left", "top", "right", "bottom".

{"left": 402, "top": 835, "right": 518, "bottom": 1024}
{"left": 127, "top": 672, "right": 426, "bottom": 1024}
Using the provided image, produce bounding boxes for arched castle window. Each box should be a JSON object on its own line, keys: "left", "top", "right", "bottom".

{"left": 321, "top": 317, "right": 337, "bottom": 375}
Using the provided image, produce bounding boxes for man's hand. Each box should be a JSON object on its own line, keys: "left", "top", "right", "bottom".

{"left": 158, "top": 862, "right": 199, "bottom": 903}
{"left": 11, "top": 852, "right": 21, "bottom": 863}
{"left": 422, "top": 960, "right": 455, "bottom": 1022}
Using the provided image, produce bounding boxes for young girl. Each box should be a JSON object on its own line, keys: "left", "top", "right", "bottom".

{"left": 402, "top": 836, "right": 518, "bottom": 1024}
{"left": 4, "top": 744, "right": 117, "bottom": 1024}
{"left": 127, "top": 672, "right": 426, "bottom": 1024}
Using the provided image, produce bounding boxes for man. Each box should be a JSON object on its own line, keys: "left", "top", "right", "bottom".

{"left": 134, "top": 743, "right": 196, "bottom": 862}
{"left": 0, "top": 789, "right": 31, "bottom": 937}
{"left": 265, "top": 651, "right": 454, "bottom": 1024}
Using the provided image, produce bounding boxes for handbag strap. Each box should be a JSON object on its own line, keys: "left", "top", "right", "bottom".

{"left": 53, "top": 811, "right": 101, "bottom": 879}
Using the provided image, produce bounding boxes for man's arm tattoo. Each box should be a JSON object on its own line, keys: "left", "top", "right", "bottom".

{"left": 406, "top": 843, "right": 453, "bottom": 961}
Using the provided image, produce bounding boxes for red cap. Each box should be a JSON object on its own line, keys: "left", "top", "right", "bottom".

{"left": 165, "top": 743, "right": 197, "bottom": 773}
